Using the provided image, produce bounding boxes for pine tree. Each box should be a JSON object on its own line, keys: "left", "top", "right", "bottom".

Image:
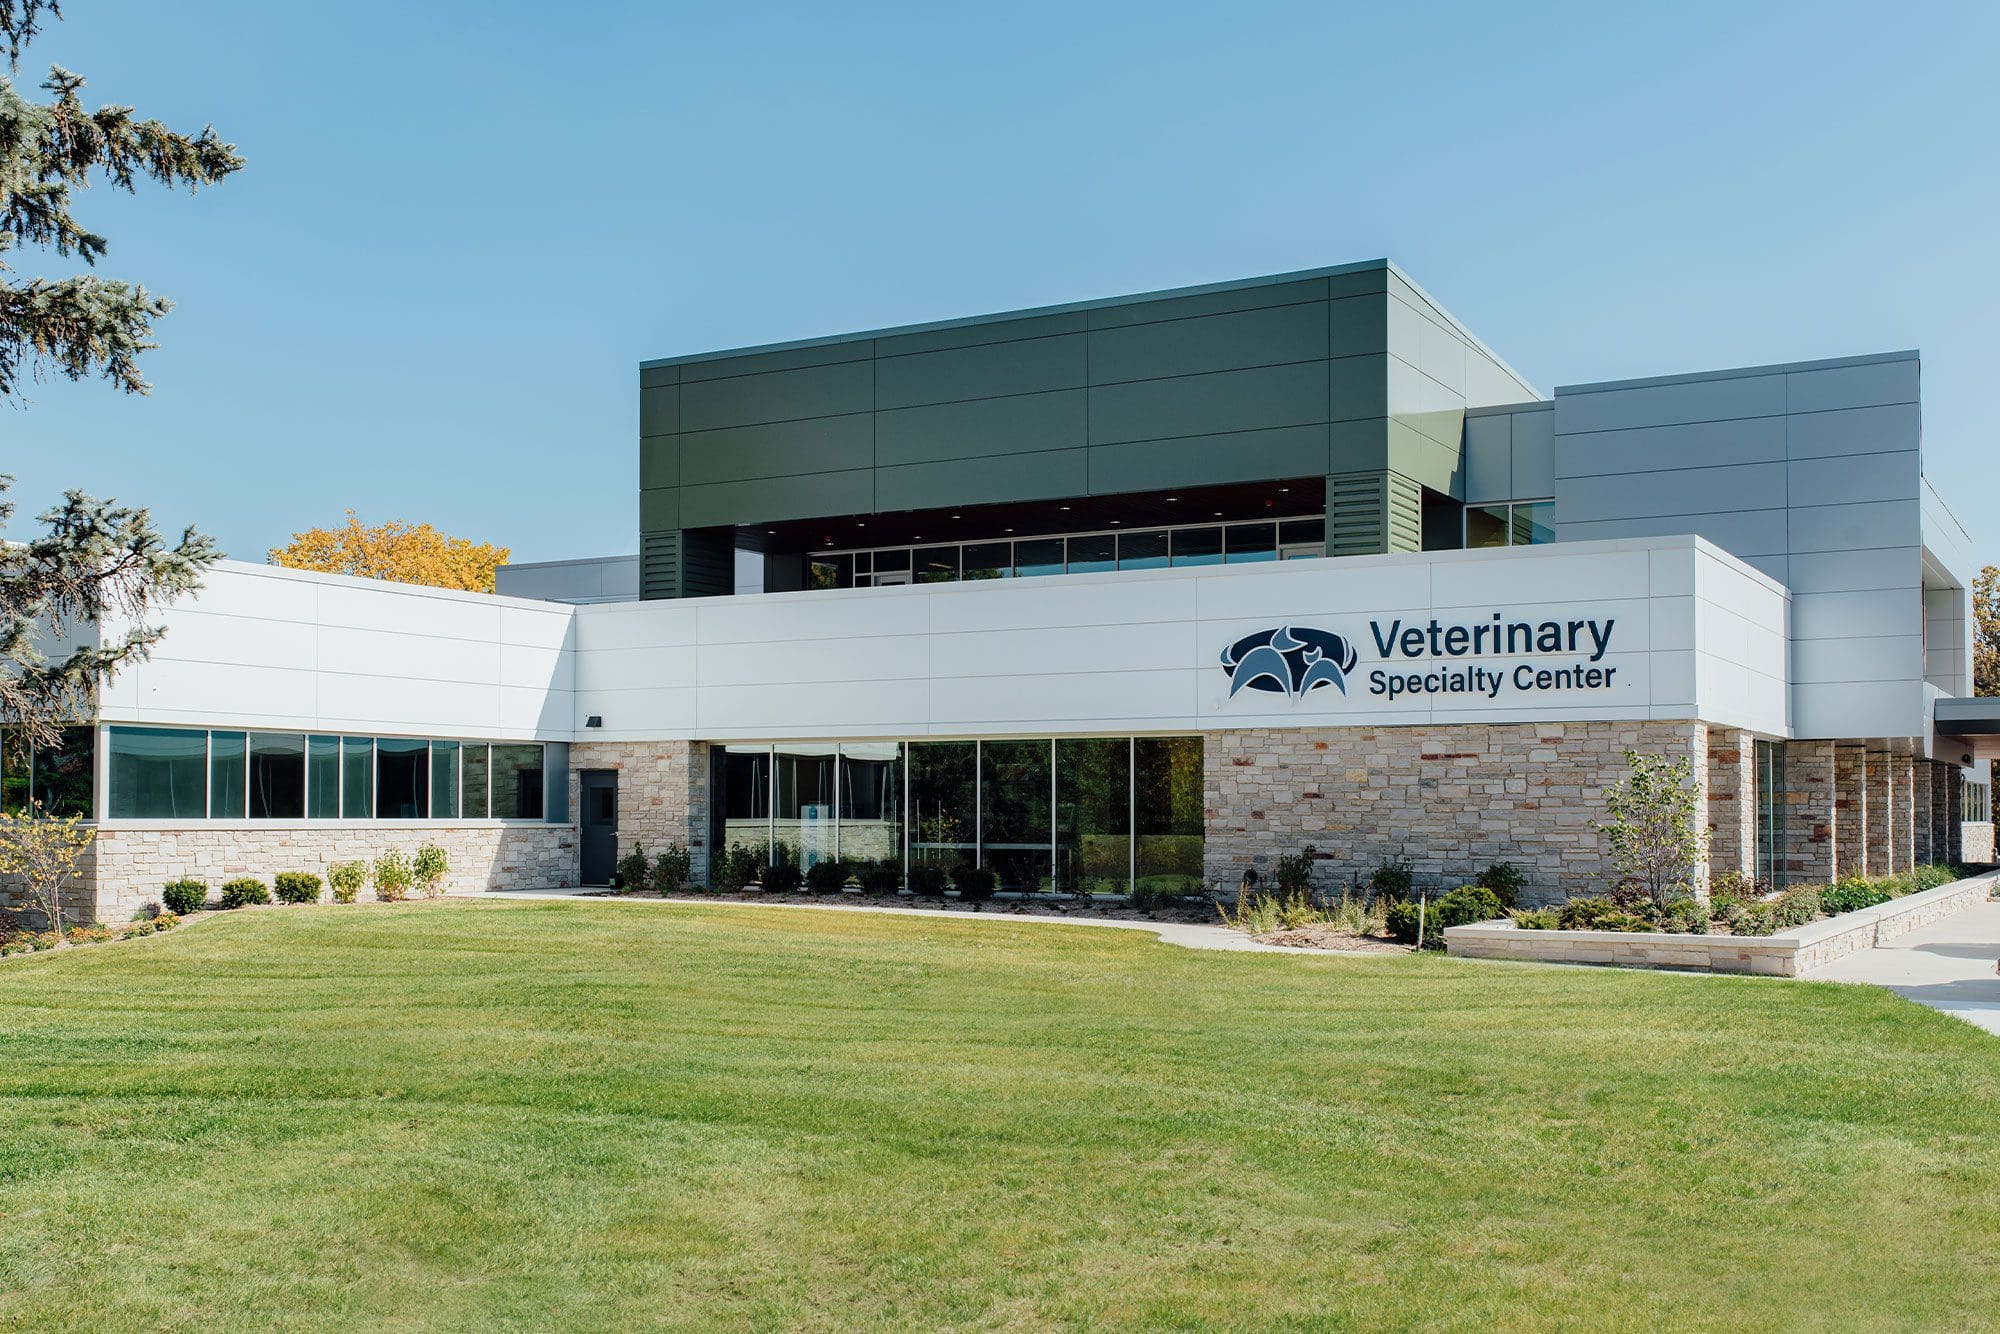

{"left": 1, "top": 2, "right": 229, "bottom": 753}
{"left": 1, "top": 0, "right": 242, "bottom": 398}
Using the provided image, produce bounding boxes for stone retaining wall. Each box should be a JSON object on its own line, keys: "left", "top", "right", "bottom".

{"left": 1444, "top": 872, "right": 1998, "bottom": 977}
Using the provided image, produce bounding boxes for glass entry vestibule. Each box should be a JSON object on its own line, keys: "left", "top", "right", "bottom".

{"left": 710, "top": 736, "right": 1205, "bottom": 896}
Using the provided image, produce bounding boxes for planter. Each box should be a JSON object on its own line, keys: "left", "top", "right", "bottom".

{"left": 1443, "top": 871, "right": 1997, "bottom": 977}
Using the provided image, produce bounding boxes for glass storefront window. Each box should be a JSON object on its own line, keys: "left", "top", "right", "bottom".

{"left": 107, "top": 726, "right": 208, "bottom": 819}
{"left": 962, "top": 542, "right": 1011, "bottom": 580}
{"left": 775, "top": 743, "right": 837, "bottom": 871}
{"left": 1465, "top": 504, "right": 1509, "bottom": 549}
{"left": 490, "top": 744, "right": 545, "bottom": 820}
{"left": 307, "top": 735, "right": 340, "bottom": 819}
{"left": 914, "top": 547, "right": 959, "bottom": 583}
{"left": 982, "top": 739, "right": 1052, "bottom": 894}
{"left": 1135, "top": 736, "right": 1204, "bottom": 896}
{"left": 716, "top": 745, "right": 772, "bottom": 864}
{"left": 430, "top": 740, "right": 460, "bottom": 819}
{"left": 1225, "top": 522, "right": 1277, "bottom": 563}
{"left": 1171, "top": 527, "right": 1222, "bottom": 566}
{"left": 463, "top": 744, "right": 490, "bottom": 819}
{"left": 1513, "top": 500, "right": 1555, "bottom": 546}
{"left": 342, "top": 737, "right": 373, "bottom": 819}
{"left": 808, "top": 554, "right": 853, "bottom": 590}
{"left": 1, "top": 737, "right": 26, "bottom": 814}
{"left": 909, "top": 741, "right": 976, "bottom": 874}
{"left": 1056, "top": 738, "right": 1130, "bottom": 896}
{"left": 1013, "top": 538, "right": 1064, "bottom": 578}
{"left": 249, "top": 732, "right": 306, "bottom": 820}
{"left": 212, "top": 731, "right": 247, "bottom": 818}
{"left": 29, "top": 726, "right": 95, "bottom": 819}
{"left": 1066, "top": 532, "right": 1116, "bottom": 574}
{"left": 376, "top": 737, "right": 428, "bottom": 819}
{"left": 1279, "top": 518, "right": 1325, "bottom": 552}
{"left": 1117, "top": 530, "right": 1168, "bottom": 570}
{"left": 837, "top": 742, "right": 902, "bottom": 878}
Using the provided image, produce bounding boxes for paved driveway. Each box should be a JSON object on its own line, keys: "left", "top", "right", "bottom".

{"left": 1813, "top": 898, "right": 2000, "bottom": 1035}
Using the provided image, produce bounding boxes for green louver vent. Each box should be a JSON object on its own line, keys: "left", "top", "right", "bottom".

{"left": 1325, "top": 470, "right": 1423, "bottom": 557}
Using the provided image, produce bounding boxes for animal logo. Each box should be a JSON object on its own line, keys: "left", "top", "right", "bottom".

{"left": 1220, "top": 625, "right": 1360, "bottom": 701}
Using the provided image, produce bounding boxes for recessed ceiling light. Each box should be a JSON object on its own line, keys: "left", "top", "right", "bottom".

{"left": 1165, "top": 497, "right": 1179, "bottom": 503}
{"left": 1109, "top": 519, "right": 1121, "bottom": 525}
{"left": 1059, "top": 505, "right": 1070, "bottom": 511}
{"left": 1005, "top": 528, "right": 1014, "bottom": 533}
{"left": 1278, "top": 487, "right": 1290, "bottom": 493}
{"left": 951, "top": 514, "right": 961, "bottom": 519}
{"left": 1214, "top": 512, "right": 1224, "bottom": 517}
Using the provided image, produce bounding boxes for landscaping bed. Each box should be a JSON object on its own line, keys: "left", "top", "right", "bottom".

{"left": 596, "top": 883, "right": 1225, "bottom": 925}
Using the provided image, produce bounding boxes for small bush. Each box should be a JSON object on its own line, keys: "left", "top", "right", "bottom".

{"left": 953, "top": 865, "right": 997, "bottom": 903}
{"left": 1371, "top": 858, "right": 1414, "bottom": 903}
{"left": 1512, "top": 907, "right": 1560, "bottom": 931}
{"left": 761, "top": 847, "right": 803, "bottom": 895}
{"left": 1557, "top": 896, "right": 1623, "bottom": 930}
{"left": 327, "top": 861, "right": 367, "bottom": 904}
{"left": 1735, "top": 904, "right": 1779, "bottom": 937}
{"left": 856, "top": 862, "right": 900, "bottom": 897}
{"left": 153, "top": 911, "right": 181, "bottom": 932}
{"left": 1708, "top": 870, "right": 1770, "bottom": 906}
{"left": 1771, "top": 886, "right": 1822, "bottom": 929}
{"left": 906, "top": 863, "right": 949, "bottom": 899}
{"left": 651, "top": 843, "right": 693, "bottom": 894}
{"left": 160, "top": 879, "right": 208, "bottom": 916}
{"left": 805, "top": 859, "right": 849, "bottom": 895}
{"left": 219, "top": 878, "right": 269, "bottom": 909}
{"left": 1383, "top": 899, "right": 1427, "bottom": 945}
{"left": 372, "top": 850, "right": 413, "bottom": 903}
{"left": 273, "top": 872, "right": 322, "bottom": 905}
{"left": 413, "top": 843, "right": 449, "bottom": 898}
{"left": 1476, "top": 862, "right": 1525, "bottom": 910}
{"left": 1658, "top": 897, "right": 1709, "bottom": 934}
{"left": 1433, "top": 886, "right": 1504, "bottom": 929}
{"left": 127, "top": 918, "right": 156, "bottom": 937}
{"left": 1912, "top": 863, "right": 1959, "bottom": 892}
{"left": 1130, "top": 881, "right": 1162, "bottom": 913}
{"left": 66, "top": 924, "right": 113, "bottom": 945}
{"left": 1, "top": 938, "right": 31, "bottom": 956}
{"left": 613, "top": 843, "right": 650, "bottom": 893}
{"left": 1822, "top": 877, "right": 1893, "bottom": 915}
{"left": 1273, "top": 844, "right": 1317, "bottom": 897}
{"left": 713, "top": 844, "right": 761, "bottom": 893}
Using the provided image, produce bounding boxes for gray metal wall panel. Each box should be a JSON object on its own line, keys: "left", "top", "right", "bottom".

{"left": 875, "top": 449, "right": 1087, "bottom": 512}
{"left": 639, "top": 487, "right": 680, "bottom": 531}
{"left": 680, "top": 360, "right": 874, "bottom": 431}
{"left": 1557, "top": 373, "right": 1787, "bottom": 434}
{"left": 1386, "top": 420, "right": 1463, "bottom": 496}
{"left": 1083, "top": 276, "right": 1327, "bottom": 329}
{"left": 679, "top": 414, "right": 874, "bottom": 485}
{"left": 639, "top": 385, "right": 679, "bottom": 437}
{"left": 1785, "top": 358, "right": 1919, "bottom": 413}
{"left": 1464, "top": 414, "right": 1510, "bottom": 502}
{"left": 1555, "top": 509, "right": 1790, "bottom": 556}
{"left": 676, "top": 338, "right": 873, "bottom": 383}
{"left": 1784, "top": 449, "right": 1919, "bottom": 509}
{"left": 1328, "top": 418, "right": 1390, "bottom": 474}
{"left": 1087, "top": 361, "right": 1329, "bottom": 446}
{"left": 1558, "top": 462, "right": 1787, "bottom": 524}
{"left": 1786, "top": 548, "right": 1923, "bottom": 594}
{"left": 1328, "top": 354, "right": 1389, "bottom": 421}
{"left": 1785, "top": 402, "right": 1921, "bottom": 459}
{"left": 1786, "top": 498, "right": 1923, "bottom": 553}
{"left": 872, "top": 311, "right": 1088, "bottom": 359}
{"left": 874, "top": 333, "right": 1086, "bottom": 409}
{"left": 1557, "top": 416, "right": 1787, "bottom": 479}
{"left": 1327, "top": 293, "right": 1384, "bottom": 357}
{"left": 1510, "top": 409, "right": 1555, "bottom": 497}
{"left": 874, "top": 389, "right": 1087, "bottom": 467}
{"left": 1387, "top": 355, "right": 1464, "bottom": 449}
{"left": 1086, "top": 424, "right": 1330, "bottom": 494}
{"left": 680, "top": 470, "right": 875, "bottom": 528}
{"left": 639, "top": 436, "right": 678, "bottom": 490}
{"left": 1086, "top": 301, "right": 1329, "bottom": 386}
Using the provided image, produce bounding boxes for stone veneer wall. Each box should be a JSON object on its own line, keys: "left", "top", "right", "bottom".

{"left": 83, "top": 824, "right": 577, "bottom": 923}
{"left": 1706, "top": 727, "right": 1755, "bottom": 880}
{"left": 1205, "top": 719, "right": 1705, "bottom": 904}
{"left": 568, "top": 740, "right": 712, "bottom": 886}
{"left": 0, "top": 844, "right": 100, "bottom": 930}
{"left": 1781, "top": 741, "right": 1836, "bottom": 883}
{"left": 1911, "top": 762, "right": 1933, "bottom": 865}
{"left": 1833, "top": 744, "right": 1866, "bottom": 883}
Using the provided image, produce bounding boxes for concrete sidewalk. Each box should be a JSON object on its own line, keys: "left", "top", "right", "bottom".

{"left": 1812, "top": 896, "right": 2000, "bottom": 1035}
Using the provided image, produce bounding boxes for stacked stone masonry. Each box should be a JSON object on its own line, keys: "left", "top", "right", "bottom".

{"left": 1203, "top": 719, "right": 1704, "bottom": 904}
{"left": 1833, "top": 744, "right": 1866, "bottom": 883}
{"left": 1782, "top": 741, "right": 1837, "bottom": 883}
{"left": 569, "top": 740, "right": 712, "bottom": 886}
{"left": 1706, "top": 727, "right": 1756, "bottom": 880}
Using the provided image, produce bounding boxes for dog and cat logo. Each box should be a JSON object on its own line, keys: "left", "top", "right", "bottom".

{"left": 1219, "top": 625, "right": 1360, "bottom": 701}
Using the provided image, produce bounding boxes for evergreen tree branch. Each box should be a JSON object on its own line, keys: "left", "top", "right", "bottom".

{"left": 0, "top": 271, "right": 169, "bottom": 394}
{"left": 0, "top": 0, "right": 57, "bottom": 70}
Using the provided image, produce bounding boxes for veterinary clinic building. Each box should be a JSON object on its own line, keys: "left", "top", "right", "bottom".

{"left": 7, "top": 260, "right": 1994, "bottom": 923}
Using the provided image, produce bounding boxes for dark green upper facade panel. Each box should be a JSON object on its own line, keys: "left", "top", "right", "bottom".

{"left": 638, "top": 260, "right": 1538, "bottom": 596}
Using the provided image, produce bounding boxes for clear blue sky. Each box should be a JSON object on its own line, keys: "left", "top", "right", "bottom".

{"left": 6, "top": 0, "right": 1996, "bottom": 568}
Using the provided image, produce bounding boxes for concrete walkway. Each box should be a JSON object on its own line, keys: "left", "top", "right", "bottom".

{"left": 464, "top": 887, "right": 1388, "bottom": 956}
{"left": 1812, "top": 897, "right": 2000, "bottom": 1035}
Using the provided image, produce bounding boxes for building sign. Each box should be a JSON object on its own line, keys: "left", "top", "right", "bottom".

{"left": 1220, "top": 614, "right": 1620, "bottom": 706}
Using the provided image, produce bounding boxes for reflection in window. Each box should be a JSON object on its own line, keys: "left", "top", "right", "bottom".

{"left": 1056, "top": 738, "right": 1129, "bottom": 895}
{"left": 1171, "top": 527, "right": 1222, "bottom": 566}
{"left": 809, "top": 554, "right": 853, "bottom": 590}
{"left": 1065, "top": 532, "right": 1116, "bottom": 574}
{"left": 1135, "top": 736, "right": 1204, "bottom": 896}
{"left": 775, "top": 743, "right": 837, "bottom": 870}
{"left": 1117, "top": 530, "right": 1168, "bottom": 570}
{"left": 962, "top": 543, "right": 1011, "bottom": 580}
{"left": 430, "top": 740, "right": 460, "bottom": 819}
{"left": 1465, "top": 504, "right": 1509, "bottom": 549}
{"left": 249, "top": 732, "right": 306, "bottom": 820}
{"left": 107, "top": 725, "right": 207, "bottom": 819}
{"left": 308, "top": 735, "right": 340, "bottom": 819}
{"left": 30, "top": 726, "right": 95, "bottom": 819}
{"left": 342, "top": 738, "right": 373, "bottom": 820}
{"left": 490, "top": 744, "right": 545, "bottom": 820}
{"left": 1278, "top": 518, "right": 1325, "bottom": 556}
{"left": 1513, "top": 500, "right": 1555, "bottom": 546}
{"left": 982, "top": 739, "right": 1051, "bottom": 893}
{"left": 463, "top": 744, "right": 489, "bottom": 819}
{"left": 715, "top": 745, "right": 771, "bottom": 864}
{"left": 1225, "top": 522, "right": 1276, "bottom": 563}
{"left": 909, "top": 741, "right": 976, "bottom": 874}
{"left": 914, "top": 547, "right": 960, "bottom": 583}
{"left": 1466, "top": 500, "right": 1553, "bottom": 548}
{"left": 212, "top": 731, "right": 247, "bottom": 818}
{"left": 837, "top": 742, "right": 902, "bottom": 879}
{"left": 1013, "top": 538, "right": 1064, "bottom": 578}
{"left": 375, "top": 737, "right": 428, "bottom": 819}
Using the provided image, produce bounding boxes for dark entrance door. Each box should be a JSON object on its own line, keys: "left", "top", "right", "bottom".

{"left": 579, "top": 770, "right": 618, "bottom": 886}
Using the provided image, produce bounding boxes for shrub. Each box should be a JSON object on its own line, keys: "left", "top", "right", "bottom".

{"left": 1596, "top": 750, "right": 1709, "bottom": 908}
{"left": 856, "top": 862, "right": 900, "bottom": 897}
{"left": 127, "top": 918, "right": 156, "bottom": 937}
{"left": 1, "top": 939, "right": 31, "bottom": 956}
{"left": 713, "top": 844, "right": 761, "bottom": 893}
{"left": 1771, "top": 886, "right": 1822, "bottom": 930}
{"left": 1130, "top": 881, "right": 1162, "bottom": 913}
{"left": 1912, "top": 863, "right": 1959, "bottom": 892}
{"left": 153, "top": 911, "right": 180, "bottom": 932}
{"left": 1659, "top": 897, "right": 1709, "bottom": 934}
{"left": 613, "top": 843, "right": 650, "bottom": 893}
{"left": 373, "top": 850, "right": 413, "bottom": 903}
{"left": 273, "top": 872, "right": 321, "bottom": 905}
{"left": 1432, "top": 886, "right": 1504, "bottom": 929}
{"left": 651, "top": 843, "right": 693, "bottom": 894}
{"left": 1556, "top": 896, "right": 1623, "bottom": 930}
{"left": 1383, "top": 899, "right": 1428, "bottom": 945}
{"left": 413, "top": 843, "right": 449, "bottom": 898}
{"left": 1511, "top": 907, "right": 1560, "bottom": 931}
{"left": 1371, "top": 858, "right": 1414, "bottom": 903}
{"left": 1476, "top": 862, "right": 1525, "bottom": 910}
{"left": 27, "top": 931, "right": 61, "bottom": 951}
{"left": 219, "top": 877, "right": 269, "bottom": 909}
{"left": 906, "top": 863, "right": 949, "bottom": 899}
{"left": 804, "top": 858, "right": 849, "bottom": 895}
{"left": 327, "top": 861, "right": 367, "bottom": 904}
{"left": 1734, "top": 904, "right": 1778, "bottom": 937}
{"left": 65, "top": 924, "right": 112, "bottom": 945}
{"left": 953, "top": 865, "right": 997, "bottom": 904}
{"left": 1822, "top": 877, "right": 1893, "bottom": 915}
{"left": 761, "top": 846, "right": 803, "bottom": 895}
{"left": 161, "top": 879, "right": 208, "bottom": 916}
{"left": 1708, "top": 870, "right": 1771, "bottom": 906}
{"left": 1273, "top": 844, "right": 1317, "bottom": 897}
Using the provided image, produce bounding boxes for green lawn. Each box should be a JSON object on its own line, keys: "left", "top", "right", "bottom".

{"left": 0, "top": 901, "right": 1996, "bottom": 1330}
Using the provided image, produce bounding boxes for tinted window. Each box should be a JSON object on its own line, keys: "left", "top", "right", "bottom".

{"left": 248, "top": 733, "right": 306, "bottom": 820}
{"left": 107, "top": 726, "right": 207, "bottom": 819}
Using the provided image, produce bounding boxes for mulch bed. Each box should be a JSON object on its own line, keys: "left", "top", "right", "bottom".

{"left": 596, "top": 887, "right": 1224, "bottom": 924}
{"left": 1251, "top": 924, "right": 1409, "bottom": 953}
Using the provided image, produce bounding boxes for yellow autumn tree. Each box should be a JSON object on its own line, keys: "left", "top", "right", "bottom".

{"left": 268, "top": 512, "right": 511, "bottom": 592}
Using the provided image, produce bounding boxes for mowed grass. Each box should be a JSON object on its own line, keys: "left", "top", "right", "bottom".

{"left": 0, "top": 902, "right": 1996, "bottom": 1330}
